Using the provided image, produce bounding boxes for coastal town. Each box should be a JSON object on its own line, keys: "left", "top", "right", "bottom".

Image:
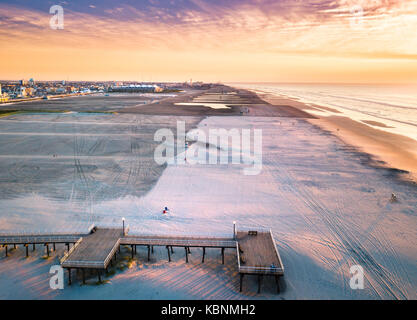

{"left": 0, "top": 79, "right": 210, "bottom": 103}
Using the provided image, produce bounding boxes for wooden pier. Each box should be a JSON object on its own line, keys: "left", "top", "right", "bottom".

{"left": 0, "top": 225, "right": 284, "bottom": 293}
{"left": 236, "top": 228, "right": 284, "bottom": 293}
{"left": 0, "top": 233, "right": 87, "bottom": 258}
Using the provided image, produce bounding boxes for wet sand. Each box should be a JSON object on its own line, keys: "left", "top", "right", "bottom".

{"left": 312, "top": 116, "right": 417, "bottom": 181}
{"left": 120, "top": 85, "right": 314, "bottom": 118}
{"left": 256, "top": 91, "right": 417, "bottom": 182}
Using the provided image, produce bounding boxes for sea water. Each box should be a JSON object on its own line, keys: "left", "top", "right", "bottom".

{"left": 235, "top": 83, "right": 417, "bottom": 141}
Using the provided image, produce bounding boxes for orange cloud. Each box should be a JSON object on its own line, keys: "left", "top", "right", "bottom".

{"left": 0, "top": 1, "right": 416, "bottom": 82}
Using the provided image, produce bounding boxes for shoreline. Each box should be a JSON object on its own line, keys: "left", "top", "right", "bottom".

{"left": 255, "top": 90, "right": 417, "bottom": 183}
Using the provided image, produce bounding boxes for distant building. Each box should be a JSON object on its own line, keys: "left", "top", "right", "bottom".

{"left": 154, "top": 85, "right": 164, "bottom": 93}
{"left": 24, "top": 87, "right": 36, "bottom": 96}
{"left": 19, "top": 86, "right": 27, "bottom": 97}
{"left": 66, "top": 86, "right": 76, "bottom": 93}
{"left": 109, "top": 84, "right": 162, "bottom": 93}
{"left": 0, "top": 89, "right": 8, "bottom": 103}
{"left": 0, "top": 84, "right": 7, "bottom": 102}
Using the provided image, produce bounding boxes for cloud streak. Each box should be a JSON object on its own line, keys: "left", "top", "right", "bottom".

{"left": 0, "top": 0, "right": 416, "bottom": 81}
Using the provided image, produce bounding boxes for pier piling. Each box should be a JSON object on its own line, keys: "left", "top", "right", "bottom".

{"left": 45, "top": 244, "right": 49, "bottom": 257}
{"left": 166, "top": 246, "right": 171, "bottom": 262}
{"left": 258, "top": 275, "right": 262, "bottom": 294}
{"left": 275, "top": 276, "right": 280, "bottom": 293}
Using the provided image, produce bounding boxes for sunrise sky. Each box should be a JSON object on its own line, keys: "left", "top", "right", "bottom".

{"left": 1, "top": 0, "right": 417, "bottom": 83}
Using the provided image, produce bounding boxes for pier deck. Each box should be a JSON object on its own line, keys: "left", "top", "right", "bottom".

{"left": 236, "top": 229, "right": 284, "bottom": 275}
{"left": 61, "top": 228, "right": 122, "bottom": 269}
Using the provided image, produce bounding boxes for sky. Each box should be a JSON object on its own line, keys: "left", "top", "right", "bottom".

{"left": 1, "top": 0, "right": 417, "bottom": 83}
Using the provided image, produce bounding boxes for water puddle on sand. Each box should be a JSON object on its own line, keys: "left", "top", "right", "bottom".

{"left": 175, "top": 102, "right": 233, "bottom": 110}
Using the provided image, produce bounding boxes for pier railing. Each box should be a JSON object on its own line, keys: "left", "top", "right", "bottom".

{"left": 103, "top": 239, "right": 121, "bottom": 269}
{"left": 238, "top": 265, "right": 284, "bottom": 274}
{"left": 0, "top": 235, "right": 83, "bottom": 245}
{"left": 121, "top": 236, "right": 236, "bottom": 248}
{"left": 60, "top": 237, "right": 83, "bottom": 264}
{"left": 269, "top": 229, "right": 285, "bottom": 274}
{"left": 236, "top": 226, "right": 272, "bottom": 234}
{"left": 0, "top": 231, "right": 86, "bottom": 237}
{"left": 0, "top": 224, "right": 95, "bottom": 238}
{"left": 126, "top": 230, "right": 234, "bottom": 240}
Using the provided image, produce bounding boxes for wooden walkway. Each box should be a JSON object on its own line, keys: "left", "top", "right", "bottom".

{"left": 121, "top": 235, "right": 236, "bottom": 264}
{"left": 0, "top": 234, "right": 82, "bottom": 245}
{"left": 61, "top": 228, "right": 122, "bottom": 269}
{"left": 0, "top": 225, "right": 284, "bottom": 293}
{"left": 0, "top": 233, "right": 85, "bottom": 258}
{"left": 236, "top": 228, "right": 284, "bottom": 293}
{"left": 121, "top": 235, "right": 236, "bottom": 248}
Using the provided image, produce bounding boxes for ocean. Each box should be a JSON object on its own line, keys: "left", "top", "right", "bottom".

{"left": 235, "top": 83, "right": 417, "bottom": 142}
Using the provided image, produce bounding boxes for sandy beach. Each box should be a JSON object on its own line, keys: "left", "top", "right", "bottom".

{"left": 0, "top": 86, "right": 416, "bottom": 299}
